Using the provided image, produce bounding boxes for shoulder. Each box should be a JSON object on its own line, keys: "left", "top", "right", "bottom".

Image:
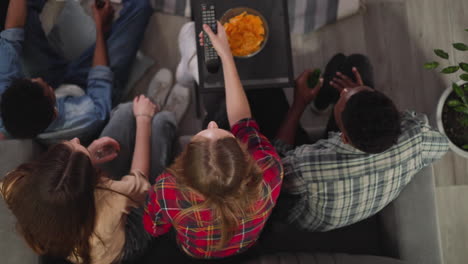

{"left": 283, "top": 134, "right": 343, "bottom": 162}
{"left": 231, "top": 118, "right": 260, "bottom": 138}
{"left": 151, "top": 172, "right": 179, "bottom": 197}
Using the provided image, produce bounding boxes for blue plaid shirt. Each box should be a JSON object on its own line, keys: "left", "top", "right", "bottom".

{"left": 0, "top": 28, "right": 113, "bottom": 142}
{"left": 274, "top": 111, "right": 449, "bottom": 231}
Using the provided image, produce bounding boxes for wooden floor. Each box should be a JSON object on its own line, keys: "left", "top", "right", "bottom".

{"left": 136, "top": 0, "right": 467, "bottom": 263}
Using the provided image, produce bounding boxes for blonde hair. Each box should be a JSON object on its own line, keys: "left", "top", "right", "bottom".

{"left": 168, "top": 137, "right": 271, "bottom": 249}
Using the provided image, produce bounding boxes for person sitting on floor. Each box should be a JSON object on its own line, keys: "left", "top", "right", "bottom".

{"left": 0, "top": 0, "right": 152, "bottom": 144}
{"left": 1, "top": 93, "right": 178, "bottom": 264}
{"left": 273, "top": 53, "right": 450, "bottom": 232}
{"left": 143, "top": 22, "right": 284, "bottom": 259}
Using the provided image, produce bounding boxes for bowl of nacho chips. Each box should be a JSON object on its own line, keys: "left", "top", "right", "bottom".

{"left": 221, "top": 7, "right": 269, "bottom": 58}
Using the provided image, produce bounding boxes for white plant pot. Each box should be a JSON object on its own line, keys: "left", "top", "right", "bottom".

{"left": 436, "top": 81, "right": 468, "bottom": 159}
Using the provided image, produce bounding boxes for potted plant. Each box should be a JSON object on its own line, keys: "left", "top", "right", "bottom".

{"left": 425, "top": 30, "right": 468, "bottom": 158}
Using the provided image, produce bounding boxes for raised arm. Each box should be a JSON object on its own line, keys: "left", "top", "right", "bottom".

{"left": 202, "top": 22, "right": 251, "bottom": 126}
{"left": 131, "top": 95, "right": 158, "bottom": 178}
{"left": 92, "top": 0, "right": 114, "bottom": 67}
{"left": 276, "top": 71, "right": 322, "bottom": 145}
{"left": 5, "top": 0, "right": 27, "bottom": 29}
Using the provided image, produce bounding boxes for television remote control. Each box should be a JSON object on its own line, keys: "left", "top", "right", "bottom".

{"left": 201, "top": 2, "right": 220, "bottom": 73}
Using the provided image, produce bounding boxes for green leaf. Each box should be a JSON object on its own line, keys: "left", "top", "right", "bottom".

{"left": 453, "top": 43, "right": 468, "bottom": 51}
{"left": 460, "top": 63, "right": 468, "bottom": 72}
{"left": 448, "top": 100, "right": 463, "bottom": 107}
{"left": 463, "top": 145, "right": 468, "bottom": 150}
{"left": 442, "top": 66, "right": 460, "bottom": 74}
{"left": 461, "top": 74, "right": 468, "bottom": 81}
{"left": 424, "top": 61, "right": 440, "bottom": 69}
{"left": 434, "top": 49, "right": 449, "bottom": 59}
{"left": 454, "top": 106, "right": 468, "bottom": 114}
{"left": 453, "top": 82, "right": 465, "bottom": 99}
{"left": 461, "top": 116, "right": 468, "bottom": 127}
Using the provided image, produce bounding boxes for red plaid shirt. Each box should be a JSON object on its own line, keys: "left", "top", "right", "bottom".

{"left": 143, "top": 118, "right": 283, "bottom": 259}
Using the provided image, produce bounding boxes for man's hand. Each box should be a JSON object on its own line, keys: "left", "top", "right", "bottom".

{"left": 330, "top": 67, "right": 364, "bottom": 92}
{"left": 88, "top": 137, "right": 120, "bottom": 165}
{"left": 92, "top": 0, "right": 114, "bottom": 34}
{"left": 293, "top": 70, "right": 323, "bottom": 109}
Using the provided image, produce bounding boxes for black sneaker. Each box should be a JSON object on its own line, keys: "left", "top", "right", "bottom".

{"left": 313, "top": 53, "right": 347, "bottom": 111}
{"left": 342, "top": 54, "right": 375, "bottom": 88}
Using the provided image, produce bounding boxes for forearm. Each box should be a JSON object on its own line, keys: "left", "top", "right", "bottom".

{"left": 5, "top": 0, "right": 27, "bottom": 29}
{"left": 221, "top": 55, "right": 251, "bottom": 126}
{"left": 130, "top": 117, "right": 152, "bottom": 178}
{"left": 93, "top": 29, "right": 109, "bottom": 67}
{"left": 276, "top": 102, "right": 306, "bottom": 145}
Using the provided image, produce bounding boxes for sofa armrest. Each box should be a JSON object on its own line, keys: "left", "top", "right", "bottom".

{"left": 0, "top": 139, "right": 43, "bottom": 264}
{"left": 0, "top": 139, "right": 43, "bottom": 175}
{"left": 379, "top": 165, "right": 443, "bottom": 264}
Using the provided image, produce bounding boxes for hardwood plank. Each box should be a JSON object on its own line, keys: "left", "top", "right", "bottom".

{"left": 363, "top": 1, "right": 425, "bottom": 111}
{"left": 433, "top": 152, "right": 456, "bottom": 187}
{"left": 436, "top": 186, "right": 468, "bottom": 264}
{"left": 404, "top": 0, "right": 453, "bottom": 123}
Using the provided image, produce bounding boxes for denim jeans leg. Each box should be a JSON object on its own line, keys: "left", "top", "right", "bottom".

{"left": 98, "top": 103, "right": 177, "bottom": 183}
{"left": 63, "top": 0, "right": 153, "bottom": 105}
{"left": 98, "top": 102, "right": 136, "bottom": 180}
{"left": 149, "top": 111, "right": 177, "bottom": 184}
{"left": 22, "top": 0, "right": 69, "bottom": 88}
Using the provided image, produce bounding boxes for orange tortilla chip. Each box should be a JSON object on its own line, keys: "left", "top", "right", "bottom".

{"left": 223, "top": 12, "right": 265, "bottom": 57}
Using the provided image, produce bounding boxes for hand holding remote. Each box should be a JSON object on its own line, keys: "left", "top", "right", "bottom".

{"left": 201, "top": 22, "right": 232, "bottom": 61}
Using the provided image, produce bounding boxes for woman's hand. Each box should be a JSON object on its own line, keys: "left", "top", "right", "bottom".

{"left": 200, "top": 22, "right": 232, "bottom": 60}
{"left": 88, "top": 137, "right": 120, "bottom": 165}
{"left": 133, "top": 95, "right": 158, "bottom": 120}
{"left": 92, "top": 0, "right": 114, "bottom": 34}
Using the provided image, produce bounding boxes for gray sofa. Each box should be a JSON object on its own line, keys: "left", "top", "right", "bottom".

{"left": 0, "top": 139, "right": 443, "bottom": 264}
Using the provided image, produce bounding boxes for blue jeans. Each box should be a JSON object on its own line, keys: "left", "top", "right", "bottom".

{"left": 98, "top": 102, "right": 178, "bottom": 184}
{"left": 23, "top": 0, "right": 153, "bottom": 104}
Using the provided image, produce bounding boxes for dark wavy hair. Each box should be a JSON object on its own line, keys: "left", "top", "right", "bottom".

{"left": 1, "top": 143, "right": 99, "bottom": 263}
{"left": 0, "top": 78, "right": 55, "bottom": 138}
{"left": 342, "top": 90, "right": 401, "bottom": 154}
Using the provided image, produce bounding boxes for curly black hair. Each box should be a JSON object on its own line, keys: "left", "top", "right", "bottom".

{"left": 1, "top": 78, "right": 55, "bottom": 138}
{"left": 342, "top": 90, "right": 401, "bottom": 154}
